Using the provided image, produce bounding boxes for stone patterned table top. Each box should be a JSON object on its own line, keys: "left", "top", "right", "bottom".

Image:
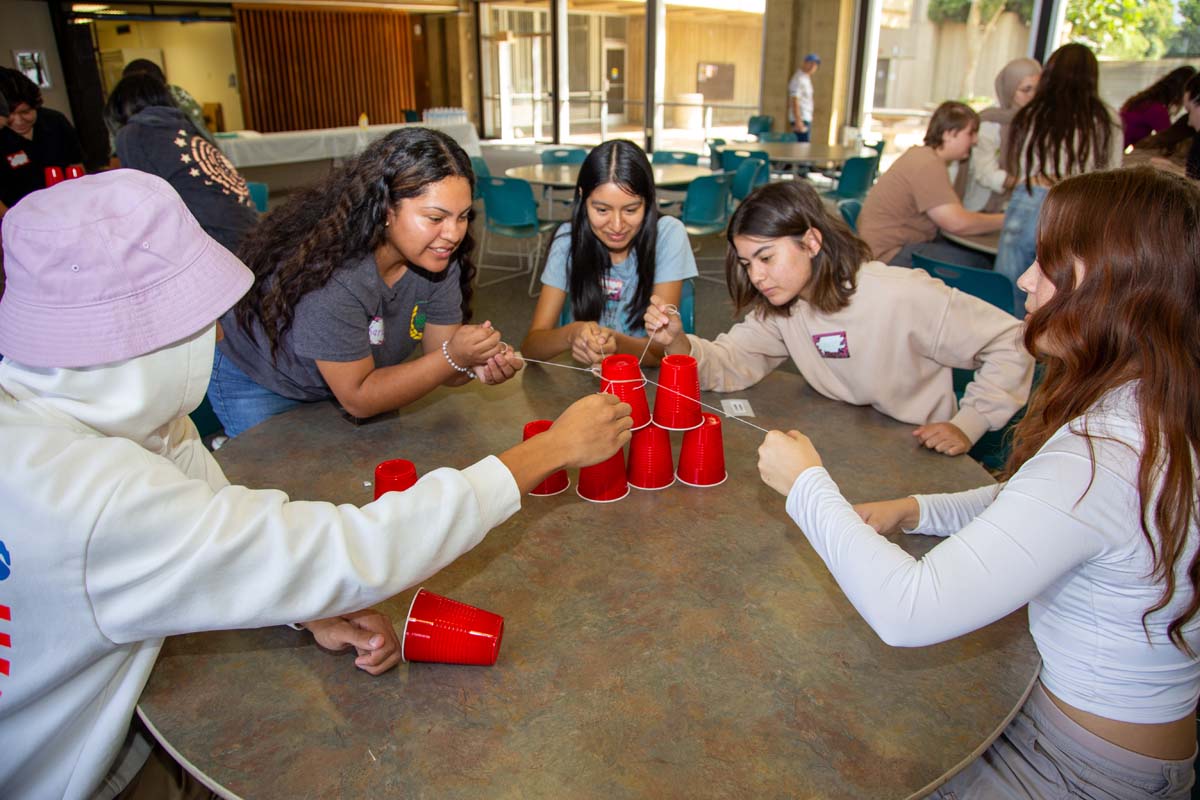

{"left": 140, "top": 364, "right": 1038, "bottom": 799}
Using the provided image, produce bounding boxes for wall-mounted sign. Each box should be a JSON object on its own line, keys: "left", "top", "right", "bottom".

{"left": 12, "top": 50, "right": 52, "bottom": 89}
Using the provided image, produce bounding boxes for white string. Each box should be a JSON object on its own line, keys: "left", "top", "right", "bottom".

{"left": 637, "top": 304, "right": 679, "bottom": 365}
{"left": 513, "top": 345, "right": 771, "bottom": 435}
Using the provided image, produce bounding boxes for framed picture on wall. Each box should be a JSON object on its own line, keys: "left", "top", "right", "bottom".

{"left": 12, "top": 51, "right": 52, "bottom": 89}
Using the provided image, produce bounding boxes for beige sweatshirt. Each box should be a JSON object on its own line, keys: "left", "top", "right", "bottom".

{"left": 685, "top": 262, "right": 1034, "bottom": 443}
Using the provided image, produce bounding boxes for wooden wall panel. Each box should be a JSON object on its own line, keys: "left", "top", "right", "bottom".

{"left": 234, "top": 5, "right": 416, "bottom": 132}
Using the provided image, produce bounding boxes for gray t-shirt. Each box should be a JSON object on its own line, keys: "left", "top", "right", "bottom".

{"left": 219, "top": 254, "right": 463, "bottom": 401}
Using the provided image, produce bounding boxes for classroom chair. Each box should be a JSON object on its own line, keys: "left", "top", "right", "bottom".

{"left": 731, "top": 158, "right": 768, "bottom": 204}
{"left": 820, "top": 155, "right": 878, "bottom": 201}
{"left": 681, "top": 173, "right": 734, "bottom": 283}
{"left": 558, "top": 278, "right": 696, "bottom": 335}
{"left": 477, "top": 176, "right": 558, "bottom": 296}
{"left": 470, "top": 156, "right": 491, "bottom": 200}
{"left": 911, "top": 251, "right": 1022, "bottom": 470}
{"left": 758, "top": 131, "right": 795, "bottom": 142}
{"left": 706, "top": 138, "right": 726, "bottom": 170}
{"left": 246, "top": 181, "right": 269, "bottom": 213}
{"left": 837, "top": 198, "right": 862, "bottom": 232}
{"left": 720, "top": 148, "right": 770, "bottom": 174}
{"left": 747, "top": 115, "right": 774, "bottom": 140}
{"left": 540, "top": 148, "right": 588, "bottom": 165}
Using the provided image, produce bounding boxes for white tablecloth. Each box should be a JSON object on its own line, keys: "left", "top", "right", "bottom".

{"left": 216, "top": 122, "right": 483, "bottom": 168}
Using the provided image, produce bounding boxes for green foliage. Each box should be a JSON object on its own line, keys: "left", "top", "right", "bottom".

{"left": 927, "top": 0, "right": 1034, "bottom": 25}
{"left": 1063, "top": 0, "right": 1179, "bottom": 59}
{"left": 1165, "top": 0, "right": 1200, "bottom": 55}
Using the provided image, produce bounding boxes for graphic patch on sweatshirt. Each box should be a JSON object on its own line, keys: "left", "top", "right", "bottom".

{"left": 175, "top": 129, "right": 251, "bottom": 206}
{"left": 812, "top": 331, "right": 850, "bottom": 358}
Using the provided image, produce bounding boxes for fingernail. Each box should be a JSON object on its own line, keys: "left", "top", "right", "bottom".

{"left": 369, "top": 635, "right": 384, "bottom": 648}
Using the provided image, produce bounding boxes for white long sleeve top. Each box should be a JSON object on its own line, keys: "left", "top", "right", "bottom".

{"left": 0, "top": 328, "right": 521, "bottom": 799}
{"left": 785, "top": 383, "right": 1200, "bottom": 724}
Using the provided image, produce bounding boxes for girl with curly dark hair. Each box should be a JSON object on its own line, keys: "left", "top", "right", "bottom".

{"left": 209, "top": 127, "right": 521, "bottom": 437}
{"left": 645, "top": 180, "right": 1033, "bottom": 457}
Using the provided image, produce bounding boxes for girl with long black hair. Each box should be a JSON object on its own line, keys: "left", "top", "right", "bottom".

{"left": 209, "top": 127, "right": 521, "bottom": 437}
{"left": 520, "top": 139, "right": 697, "bottom": 366}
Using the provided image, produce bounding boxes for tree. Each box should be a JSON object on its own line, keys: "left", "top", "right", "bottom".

{"left": 927, "top": 0, "right": 1034, "bottom": 98}
{"left": 1166, "top": 0, "right": 1200, "bottom": 56}
{"left": 1061, "top": 0, "right": 1178, "bottom": 59}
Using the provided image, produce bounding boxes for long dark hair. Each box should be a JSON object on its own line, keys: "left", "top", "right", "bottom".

{"left": 1006, "top": 43, "right": 1115, "bottom": 190}
{"left": 235, "top": 127, "right": 477, "bottom": 357}
{"left": 1120, "top": 66, "right": 1196, "bottom": 114}
{"left": 104, "top": 73, "right": 175, "bottom": 130}
{"left": 1007, "top": 167, "right": 1200, "bottom": 652}
{"left": 564, "top": 140, "right": 659, "bottom": 331}
{"left": 724, "top": 181, "right": 869, "bottom": 317}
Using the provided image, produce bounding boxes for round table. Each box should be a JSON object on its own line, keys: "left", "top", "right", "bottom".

{"left": 140, "top": 365, "right": 1038, "bottom": 799}
{"left": 943, "top": 230, "right": 1002, "bottom": 256}
{"left": 505, "top": 162, "right": 712, "bottom": 190}
{"left": 714, "top": 141, "right": 874, "bottom": 168}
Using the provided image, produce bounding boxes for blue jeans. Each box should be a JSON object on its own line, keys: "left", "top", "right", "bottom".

{"left": 795, "top": 123, "right": 811, "bottom": 143}
{"left": 206, "top": 349, "right": 304, "bottom": 438}
{"left": 994, "top": 184, "right": 1048, "bottom": 312}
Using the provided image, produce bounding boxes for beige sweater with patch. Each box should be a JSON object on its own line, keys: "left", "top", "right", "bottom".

{"left": 685, "top": 262, "right": 1034, "bottom": 443}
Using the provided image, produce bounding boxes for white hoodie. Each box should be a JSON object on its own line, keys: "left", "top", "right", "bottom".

{"left": 0, "top": 326, "right": 520, "bottom": 798}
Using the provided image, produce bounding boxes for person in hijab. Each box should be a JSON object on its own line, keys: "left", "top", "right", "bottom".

{"left": 959, "top": 58, "right": 1042, "bottom": 212}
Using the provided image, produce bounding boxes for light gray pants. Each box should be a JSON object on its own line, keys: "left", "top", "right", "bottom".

{"left": 929, "top": 683, "right": 1196, "bottom": 799}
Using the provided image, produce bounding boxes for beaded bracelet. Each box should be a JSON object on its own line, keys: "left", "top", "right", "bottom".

{"left": 442, "top": 340, "right": 475, "bottom": 379}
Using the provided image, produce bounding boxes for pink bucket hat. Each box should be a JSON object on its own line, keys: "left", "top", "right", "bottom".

{"left": 0, "top": 169, "right": 253, "bottom": 368}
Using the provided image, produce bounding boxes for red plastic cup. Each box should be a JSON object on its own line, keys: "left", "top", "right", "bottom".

{"left": 401, "top": 588, "right": 504, "bottom": 666}
{"left": 676, "top": 413, "right": 728, "bottom": 487}
{"left": 626, "top": 423, "right": 675, "bottom": 490}
{"left": 524, "top": 419, "right": 569, "bottom": 496}
{"left": 374, "top": 458, "right": 418, "bottom": 499}
{"left": 65, "top": 165, "right": 84, "bottom": 180}
{"left": 43, "top": 166, "right": 64, "bottom": 187}
{"left": 653, "top": 354, "right": 702, "bottom": 431}
{"left": 577, "top": 448, "right": 630, "bottom": 503}
{"left": 599, "top": 354, "right": 650, "bottom": 430}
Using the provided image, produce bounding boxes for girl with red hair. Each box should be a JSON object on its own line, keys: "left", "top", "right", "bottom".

{"left": 759, "top": 167, "right": 1200, "bottom": 797}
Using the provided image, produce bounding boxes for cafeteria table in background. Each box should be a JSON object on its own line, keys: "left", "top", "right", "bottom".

{"left": 139, "top": 364, "right": 1039, "bottom": 800}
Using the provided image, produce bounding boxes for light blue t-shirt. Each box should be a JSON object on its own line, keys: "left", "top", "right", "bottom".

{"left": 541, "top": 215, "right": 698, "bottom": 336}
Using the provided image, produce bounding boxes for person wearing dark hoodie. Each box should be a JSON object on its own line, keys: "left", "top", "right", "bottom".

{"left": 105, "top": 73, "right": 258, "bottom": 253}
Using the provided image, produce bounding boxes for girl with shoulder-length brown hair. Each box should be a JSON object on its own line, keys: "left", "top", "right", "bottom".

{"left": 758, "top": 166, "right": 1200, "bottom": 799}
{"left": 645, "top": 180, "right": 1033, "bottom": 457}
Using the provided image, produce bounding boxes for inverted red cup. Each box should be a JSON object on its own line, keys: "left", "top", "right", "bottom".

{"left": 374, "top": 458, "right": 418, "bottom": 499}
{"left": 653, "top": 354, "right": 702, "bottom": 431}
{"left": 524, "top": 419, "right": 569, "bottom": 496}
{"left": 627, "top": 423, "right": 675, "bottom": 490}
{"left": 676, "top": 413, "right": 727, "bottom": 487}
{"left": 401, "top": 588, "right": 504, "bottom": 666}
{"left": 577, "top": 448, "right": 629, "bottom": 503}
{"left": 66, "top": 165, "right": 84, "bottom": 180}
{"left": 600, "top": 354, "right": 650, "bottom": 430}
{"left": 44, "top": 166, "right": 64, "bottom": 187}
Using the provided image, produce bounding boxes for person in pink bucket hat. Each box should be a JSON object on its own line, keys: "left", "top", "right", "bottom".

{"left": 0, "top": 170, "right": 632, "bottom": 798}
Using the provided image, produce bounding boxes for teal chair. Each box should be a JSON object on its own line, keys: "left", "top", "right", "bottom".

{"left": 558, "top": 279, "right": 696, "bottom": 335}
{"left": 720, "top": 148, "right": 770, "bottom": 173}
{"left": 403, "top": 109, "right": 421, "bottom": 122}
{"left": 540, "top": 148, "right": 588, "bottom": 165}
{"left": 911, "top": 252, "right": 1021, "bottom": 470}
{"left": 469, "top": 156, "right": 491, "bottom": 200}
{"left": 758, "top": 131, "right": 794, "bottom": 142}
{"left": 246, "top": 181, "right": 269, "bottom": 213}
{"left": 477, "top": 176, "right": 557, "bottom": 296}
{"left": 681, "top": 172, "right": 734, "bottom": 283}
{"left": 189, "top": 395, "right": 223, "bottom": 440}
{"left": 747, "top": 115, "right": 773, "bottom": 140}
{"left": 731, "top": 158, "right": 768, "bottom": 203}
{"left": 821, "top": 155, "right": 877, "bottom": 201}
{"left": 652, "top": 150, "right": 700, "bottom": 166}
{"left": 837, "top": 198, "right": 862, "bottom": 231}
